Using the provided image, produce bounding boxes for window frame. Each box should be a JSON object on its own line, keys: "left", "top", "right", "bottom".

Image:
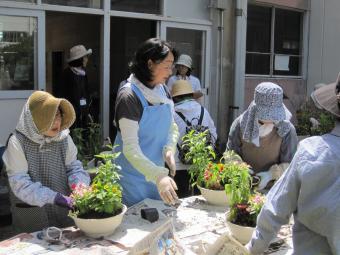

{"left": 245, "top": 4, "right": 306, "bottom": 78}
{"left": 0, "top": 8, "right": 45, "bottom": 99}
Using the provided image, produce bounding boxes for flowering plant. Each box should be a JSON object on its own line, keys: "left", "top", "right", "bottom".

{"left": 225, "top": 156, "right": 266, "bottom": 227}
{"left": 182, "top": 130, "right": 251, "bottom": 191}
{"left": 70, "top": 148, "right": 123, "bottom": 219}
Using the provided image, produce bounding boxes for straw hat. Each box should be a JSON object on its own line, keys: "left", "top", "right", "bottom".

{"left": 175, "top": 54, "right": 192, "bottom": 69}
{"left": 171, "top": 80, "right": 194, "bottom": 98}
{"left": 311, "top": 73, "right": 340, "bottom": 118}
{"left": 67, "top": 45, "right": 92, "bottom": 63}
{"left": 28, "top": 91, "right": 76, "bottom": 133}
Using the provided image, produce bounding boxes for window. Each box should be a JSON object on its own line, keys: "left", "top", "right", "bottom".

{"left": 246, "top": 5, "right": 303, "bottom": 76}
{"left": 0, "top": 15, "right": 37, "bottom": 91}
{"left": 111, "top": 0, "right": 161, "bottom": 14}
{"left": 42, "top": 0, "right": 102, "bottom": 8}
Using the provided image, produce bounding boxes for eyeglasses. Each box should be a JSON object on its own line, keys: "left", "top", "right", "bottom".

{"left": 158, "top": 62, "right": 174, "bottom": 71}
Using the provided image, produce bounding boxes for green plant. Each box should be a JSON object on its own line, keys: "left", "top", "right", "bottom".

{"left": 181, "top": 130, "right": 216, "bottom": 187}
{"left": 71, "top": 121, "right": 102, "bottom": 165}
{"left": 69, "top": 147, "right": 123, "bottom": 219}
{"left": 201, "top": 151, "right": 250, "bottom": 190}
{"left": 296, "top": 100, "right": 334, "bottom": 136}
{"left": 225, "top": 160, "right": 265, "bottom": 227}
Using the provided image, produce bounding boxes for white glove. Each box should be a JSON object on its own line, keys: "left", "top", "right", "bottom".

{"left": 156, "top": 175, "right": 178, "bottom": 205}
{"left": 165, "top": 150, "right": 176, "bottom": 177}
{"left": 256, "top": 171, "right": 273, "bottom": 190}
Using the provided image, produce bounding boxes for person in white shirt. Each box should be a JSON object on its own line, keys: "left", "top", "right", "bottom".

{"left": 167, "top": 54, "right": 203, "bottom": 101}
{"left": 171, "top": 80, "right": 217, "bottom": 197}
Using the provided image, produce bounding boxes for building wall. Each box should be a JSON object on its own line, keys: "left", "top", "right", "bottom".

{"left": 0, "top": 99, "right": 25, "bottom": 144}
{"left": 165, "top": 0, "right": 210, "bottom": 20}
{"left": 245, "top": 78, "right": 306, "bottom": 124}
{"left": 307, "top": 0, "right": 340, "bottom": 95}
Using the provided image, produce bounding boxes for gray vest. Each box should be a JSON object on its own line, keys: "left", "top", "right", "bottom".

{"left": 10, "top": 131, "right": 73, "bottom": 233}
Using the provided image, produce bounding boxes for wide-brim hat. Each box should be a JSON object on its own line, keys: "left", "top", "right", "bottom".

{"left": 311, "top": 73, "right": 340, "bottom": 118}
{"left": 28, "top": 91, "right": 76, "bottom": 133}
{"left": 67, "top": 45, "right": 92, "bottom": 63}
{"left": 175, "top": 54, "right": 192, "bottom": 69}
{"left": 171, "top": 80, "right": 193, "bottom": 97}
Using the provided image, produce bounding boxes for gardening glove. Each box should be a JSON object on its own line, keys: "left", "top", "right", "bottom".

{"left": 164, "top": 150, "right": 176, "bottom": 177}
{"left": 54, "top": 193, "right": 73, "bottom": 210}
{"left": 256, "top": 171, "right": 272, "bottom": 190}
{"left": 156, "top": 175, "right": 178, "bottom": 205}
{"left": 256, "top": 163, "right": 290, "bottom": 190}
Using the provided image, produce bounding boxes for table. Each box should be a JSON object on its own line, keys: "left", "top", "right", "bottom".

{"left": 0, "top": 196, "right": 293, "bottom": 255}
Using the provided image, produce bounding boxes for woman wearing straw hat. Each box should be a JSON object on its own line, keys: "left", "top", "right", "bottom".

{"left": 58, "top": 44, "right": 92, "bottom": 128}
{"left": 167, "top": 54, "right": 203, "bottom": 101}
{"left": 227, "top": 82, "right": 298, "bottom": 190}
{"left": 114, "top": 38, "right": 180, "bottom": 206}
{"left": 246, "top": 76, "right": 340, "bottom": 254}
{"left": 171, "top": 79, "right": 217, "bottom": 197}
{"left": 2, "top": 91, "right": 90, "bottom": 233}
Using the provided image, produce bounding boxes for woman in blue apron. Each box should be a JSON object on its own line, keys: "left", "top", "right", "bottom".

{"left": 114, "top": 38, "right": 179, "bottom": 207}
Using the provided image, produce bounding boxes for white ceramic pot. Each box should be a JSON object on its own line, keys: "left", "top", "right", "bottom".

{"left": 225, "top": 212, "right": 255, "bottom": 245}
{"left": 198, "top": 186, "right": 229, "bottom": 206}
{"left": 71, "top": 204, "right": 127, "bottom": 238}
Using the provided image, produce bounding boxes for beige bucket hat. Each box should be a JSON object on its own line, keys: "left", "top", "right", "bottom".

{"left": 311, "top": 72, "right": 340, "bottom": 118}
{"left": 28, "top": 91, "right": 76, "bottom": 133}
{"left": 171, "top": 80, "right": 193, "bottom": 97}
{"left": 175, "top": 54, "right": 192, "bottom": 69}
{"left": 67, "top": 45, "right": 92, "bottom": 63}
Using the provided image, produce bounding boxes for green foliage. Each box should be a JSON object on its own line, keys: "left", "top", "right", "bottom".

{"left": 71, "top": 121, "right": 102, "bottom": 165}
{"left": 223, "top": 154, "right": 265, "bottom": 227}
{"left": 296, "top": 100, "right": 334, "bottom": 136}
{"left": 181, "top": 130, "right": 216, "bottom": 187}
{"left": 70, "top": 147, "right": 123, "bottom": 217}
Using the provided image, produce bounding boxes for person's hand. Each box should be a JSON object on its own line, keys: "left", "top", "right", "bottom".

{"left": 54, "top": 193, "right": 73, "bottom": 210}
{"left": 256, "top": 171, "right": 273, "bottom": 190}
{"left": 165, "top": 150, "right": 176, "bottom": 177}
{"left": 156, "top": 175, "right": 178, "bottom": 205}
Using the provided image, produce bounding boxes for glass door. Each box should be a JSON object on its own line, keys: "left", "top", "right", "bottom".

{"left": 160, "top": 22, "right": 211, "bottom": 107}
{"left": 0, "top": 8, "right": 45, "bottom": 98}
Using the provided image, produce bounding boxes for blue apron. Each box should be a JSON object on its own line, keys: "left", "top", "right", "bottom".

{"left": 114, "top": 83, "right": 172, "bottom": 207}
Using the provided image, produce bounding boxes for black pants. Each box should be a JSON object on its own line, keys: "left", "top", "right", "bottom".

{"left": 174, "top": 170, "right": 200, "bottom": 198}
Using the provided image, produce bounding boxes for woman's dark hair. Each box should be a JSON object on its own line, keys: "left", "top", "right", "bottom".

{"left": 172, "top": 93, "right": 194, "bottom": 103}
{"left": 176, "top": 66, "right": 192, "bottom": 77}
{"left": 68, "top": 58, "right": 84, "bottom": 67}
{"left": 129, "top": 38, "right": 178, "bottom": 86}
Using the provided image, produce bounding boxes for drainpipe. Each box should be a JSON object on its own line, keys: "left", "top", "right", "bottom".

{"left": 232, "top": 0, "right": 247, "bottom": 120}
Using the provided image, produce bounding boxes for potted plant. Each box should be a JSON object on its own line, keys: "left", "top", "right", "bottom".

{"left": 182, "top": 130, "right": 249, "bottom": 206}
{"left": 225, "top": 165, "right": 265, "bottom": 244}
{"left": 69, "top": 147, "right": 127, "bottom": 238}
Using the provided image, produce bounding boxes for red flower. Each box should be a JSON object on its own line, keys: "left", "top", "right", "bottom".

{"left": 71, "top": 183, "right": 77, "bottom": 190}
{"left": 204, "top": 169, "right": 212, "bottom": 180}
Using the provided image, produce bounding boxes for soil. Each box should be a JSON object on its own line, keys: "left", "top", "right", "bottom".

{"left": 231, "top": 204, "right": 256, "bottom": 227}
{"left": 76, "top": 207, "right": 123, "bottom": 219}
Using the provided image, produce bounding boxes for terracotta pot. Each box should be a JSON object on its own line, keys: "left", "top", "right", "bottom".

{"left": 71, "top": 204, "right": 127, "bottom": 238}
{"left": 225, "top": 212, "right": 255, "bottom": 245}
{"left": 198, "top": 186, "right": 229, "bottom": 206}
